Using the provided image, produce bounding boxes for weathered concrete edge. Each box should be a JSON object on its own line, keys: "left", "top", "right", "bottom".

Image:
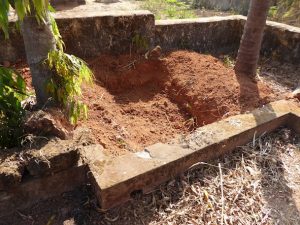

{"left": 0, "top": 144, "right": 105, "bottom": 217}
{"left": 156, "top": 15, "right": 300, "bottom": 35}
{"left": 155, "top": 15, "right": 245, "bottom": 25}
{"left": 2, "top": 14, "right": 300, "bottom": 62}
{"left": 0, "top": 165, "right": 88, "bottom": 217}
{"left": 8, "top": 10, "right": 153, "bottom": 22}
{"left": 90, "top": 100, "right": 300, "bottom": 210}
{"left": 155, "top": 15, "right": 300, "bottom": 62}
{"left": 54, "top": 10, "right": 153, "bottom": 19}
{"left": 0, "top": 100, "right": 299, "bottom": 216}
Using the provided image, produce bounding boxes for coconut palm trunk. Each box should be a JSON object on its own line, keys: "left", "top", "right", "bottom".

{"left": 235, "top": 0, "right": 271, "bottom": 77}
{"left": 21, "top": 12, "right": 56, "bottom": 106}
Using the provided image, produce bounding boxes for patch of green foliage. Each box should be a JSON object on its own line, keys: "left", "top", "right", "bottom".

{"left": 0, "top": 67, "right": 27, "bottom": 149}
{"left": 0, "top": 1, "right": 94, "bottom": 149}
{"left": 0, "top": 0, "right": 50, "bottom": 39}
{"left": 222, "top": 55, "right": 234, "bottom": 68}
{"left": 265, "top": 0, "right": 299, "bottom": 26}
{"left": 1, "top": 1, "right": 94, "bottom": 126}
{"left": 132, "top": 34, "right": 149, "bottom": 52}
{"left": 268, "top": 6, "right": 278, "bottom": 18}
{"left": 142, "top": 0, "right": 196, "bottom": 19}
{"left": 47, "top": 17, "right": 94, "bottom": 124}
{"left": 45, "top": 50, "right": 93, "bottom": 124}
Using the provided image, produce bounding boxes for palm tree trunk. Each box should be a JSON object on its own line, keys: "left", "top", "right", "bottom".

{"left": 235, "top": 0, "right": 270, "bottom": 77}
{"left": 21, "top": 12, "right": 56, "bottom": 106}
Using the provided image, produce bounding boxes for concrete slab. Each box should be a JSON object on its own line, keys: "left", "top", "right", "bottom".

{"left": 89, "top": 100, "right": 300, "bottom": 210}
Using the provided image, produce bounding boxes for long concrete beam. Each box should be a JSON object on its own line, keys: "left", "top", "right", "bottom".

{"left": 88, "top": 100, "right": 300, "bottom": 210}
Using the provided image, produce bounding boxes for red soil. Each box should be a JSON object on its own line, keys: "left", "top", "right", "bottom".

{"left": 18, "top": 51, "right": 278, "bottom": 156}
{"left": 83, "top": 51, "right": 276, "bottom": 156}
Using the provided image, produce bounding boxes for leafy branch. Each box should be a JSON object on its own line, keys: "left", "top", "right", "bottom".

{"left": 0, "top": 67, "right": 27, "bottom": 148}
{"left": 45, "top": 50, "right": 93, "bottom": 124}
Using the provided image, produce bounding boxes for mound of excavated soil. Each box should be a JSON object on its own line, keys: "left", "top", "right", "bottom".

{"left": 83, "top": 50, "right": 277, "bottom": 156}
{"left": 16, "top": 50, "right": 278, "bottom": 156}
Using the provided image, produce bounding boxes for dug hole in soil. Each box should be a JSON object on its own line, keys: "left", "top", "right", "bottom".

{"left": 75, "top": 50, "right": 276, "bottom": 156}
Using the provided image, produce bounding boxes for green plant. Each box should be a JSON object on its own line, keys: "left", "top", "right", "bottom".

{"left": 45, "top": 50, "right": 93, "bottom": 124}
{"left": 268, "top": 6, "right": 278, "bottom": 18}
{"left": 1, "top": 2, "right": 94, "bottom": 126}
{"left": 44, "top": 17, "right": 94, "bottom": 124}
{"left": 132, "top": 34, "right": 149, "bottom": 52}
{"left": 267, "top": 0, "right": 300, "bottom": 26}
{"left": 0, "top": 0, "right": 50, "bottom": 39}
{"left": 142, "top": 0, "right": 196, "bottom": 19}
{"left": 0, "top": 67, "right": 27, "bottom": 148}
{"left": 223, "top": 55, "right": 234, "bottom": 68}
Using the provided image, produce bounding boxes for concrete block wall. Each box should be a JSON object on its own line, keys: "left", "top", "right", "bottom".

{"left": 0, "top": 12, "right": 299, "bottom": 64}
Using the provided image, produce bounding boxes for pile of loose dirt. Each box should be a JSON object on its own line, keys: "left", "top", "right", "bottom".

{"left": 16, "top": 50, "right": 278, "bottom": 156}
{"left": 84, "top": 50, "right": 277, "bottom": 155}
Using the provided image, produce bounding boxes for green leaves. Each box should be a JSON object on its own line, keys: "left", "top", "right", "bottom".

{"left": 0, "top": 0, "right": 49, "bottom": 38}
{"left": 0, "top": 0, "right": 10, "bottom": 38}
{"left": 45, "top": 50, "right": 94, "bottom": 124}
{"left": 142, "top": 0, "right": 196, "bottom": 20}
{"left": 49, "top": 14, "right": 64, "bottom": 51}
{"left": 0, "top": 66, "right": 27, "bottom": 148}
{"left": 1, "top": 0, "right": 94, "bottom": 130}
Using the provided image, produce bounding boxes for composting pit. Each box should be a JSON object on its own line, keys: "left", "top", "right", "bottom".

{"left": 81, "top": 50, "right": 276, "bottom": 156}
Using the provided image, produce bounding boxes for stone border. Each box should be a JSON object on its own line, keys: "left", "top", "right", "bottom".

{"left": 155, "top": 15, "right": 300, "bottom": 63}
{"left": 1, "top": 13, "right": 299, "bottom": 63}
{"left": 0, "top": 100, "right": 299, "bottom": 216}
{"left": 0, "top": 10, "right": 155, "bottom": 62}
{"left": 88, "top": 100, "right": 300, "bottom": 210}
{"left": 154, "top": 16, "right": 243, "bottom": 55}
{"left": 0, "top": 130, "right": 105, "bottom": 217}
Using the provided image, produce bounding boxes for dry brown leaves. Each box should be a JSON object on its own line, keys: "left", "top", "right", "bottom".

{"left": 102, "top": 128, "right": 300, "bottom": 225}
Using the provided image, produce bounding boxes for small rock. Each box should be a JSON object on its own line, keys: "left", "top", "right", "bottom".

{"left": 21, "top": 96, "right": 37, "bottom": 110}
{"left": 292, "top": 86, "right": 300, "bottom": 100}
{"left": 0, "top": 160, "right": 24, "bottom": 190}
{"left": 145, "top": 45, "right": 162, "bottom": 60}
{"left": 24, "top": 110, "right": 72, "bottom": 140}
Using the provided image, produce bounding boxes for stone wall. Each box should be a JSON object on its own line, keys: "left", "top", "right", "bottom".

{"left": 0, "top": 13, "right": 299, "bottom": 64}
{"left": 262, "top": 20, "right": 300, "bottom": 63}
{"left": 155, "top": 15, "right": 300, "bottom": 63}
{"left": 0, "top": 11, "right": 155, "bottom": 62}
{"left": 155, "top": 16, "right": 243, "bottom": 55}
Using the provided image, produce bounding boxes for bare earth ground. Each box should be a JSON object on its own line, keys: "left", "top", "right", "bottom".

{"left": 258, "top": 57, "right": 300, "bottom": 94}
{"left": 16, "top": 51, "right": 278, "bottom": 156}
{"left": 4, "top": 51, "right": 299, "bottom": 224}
{"left": 1, "top": 128, "right": 299, "bottom": 225}
{"left": 82, "top": 51, "right": 278, "bottom": 156}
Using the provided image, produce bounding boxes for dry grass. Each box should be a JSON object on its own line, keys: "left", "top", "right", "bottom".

{"left": 98, "top": 128, "right": 300, "bottom": 225}
{"left": 2, "top": 128, "right": 300, "bottom": 225}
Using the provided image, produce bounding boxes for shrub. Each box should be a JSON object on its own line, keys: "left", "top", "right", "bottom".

{"left": 0, "top": 67, "right": 27, "bottom": 148}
